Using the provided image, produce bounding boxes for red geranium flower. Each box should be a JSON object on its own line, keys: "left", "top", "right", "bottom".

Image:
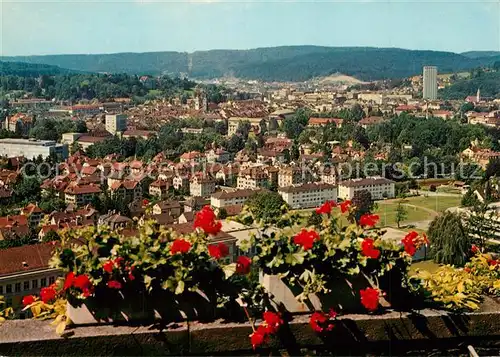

{"left": 107, "top": 280, "right": 122, "bottom": 289}
{"left": 464, "top": 267, "right": 471, "bottom": 273}
{"left": 208, "top": 242, "right": 229, "bottom": 259}
{"left": 360, "top": 287, "right": 380, "bottom": 311}
{"left": 489, "top": 259, "right": 499, "bottom": 267}
{"left": 194, "top": 205, "right": 222, "bottom": 235}
{"left": 316, "top": 200, "right": 336, "bottom": 215}
{"left": 236, "top": 256, "right": 252, "bottom": 274}
{"left": 114, "top": 257, "right": 124, "bottom": 266}
{"left": 263, "top": 311, "right": 283, "bottom": 333}
{"left": 128, "top": 266, "right": 136, "bottom": 281}
{"left": 339, "top": 200, "right": 352, "bottom": 214}
{"left": 471, "top": 244, "right": 479, "bottom": 254}
{"left": 22, "top": 295, "right": 36, "bottom": 306}
{"left": 40, "top": 286, "right": 57, "bottom": 303}
{"left": 359, "top": 214, "right": 379, "bottom": 227}
{"left": 250, "top": 325, "right": 268, "bottom": 349}
{"left": 170, "top": 238, "right": 191, "bottom": 255}
{"left": 103, "top": 260, "right": 114, "bottom": 273}
{"left": 309, "top": 310, "right": 335, "bottom": 333}
{"left": 293, "top": 229, "right": 320, "bottom": 250}
{"left": 73, "top": 274, "right": 93, "bottom": 297}
{"left": 361, "top": 238, "right": 381, "bottom": 259}
{"left": 401, "top": 231, "right": 419, "bottom": 256}
{"left": 63, "top": 272, "right": 75, "bottom": 291}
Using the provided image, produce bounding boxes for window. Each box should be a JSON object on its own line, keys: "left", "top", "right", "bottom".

{"left": 41, "top": 278, "right": 47, "bottom": 287}
{"left": 32, "top": 280, "right": 38, "bottom": 289}
{"left": 6, "top": 284, "right": 12, "bottom": 294}
{"left": 15, "top": 283, "right": 21, "bottom": 293}
{"left": 24, "top": 281, "right": 30, "bottom": 291}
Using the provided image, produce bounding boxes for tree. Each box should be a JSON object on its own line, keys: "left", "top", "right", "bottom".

{"left": 461, "top": 189, "right": 480, "bottom": 207}
{"left": 227, "top": 134, "right": 245, "bottom": 153}
{"left": 218, "top": 207, "right": 228, "bottom": 220}
{"left": 290, "top": 143, "right": 300, "bottom": 161}
{"left": 395, "top": 201, "right": 408, "bottom": 228}
{"left": 351, "top": 190, "right": 374, "bottom": 222}
{"left": 428, "top": 211, "right": 470, "bottom": 266}
{"left": 244, "top": 191, "right": 287, "bottom": 224}
{"left": 42, "top": 230, "right": 61, "bottom": 242}
{"left": 466, "top": 203, "right": 497, "bottom": 250}
{"left": 485, "top": 158, "right": 500, "bottom": 180}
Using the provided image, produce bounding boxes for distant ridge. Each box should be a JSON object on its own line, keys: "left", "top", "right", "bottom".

{"left": 0, "top": 60, "right": 80, "bottom": 76}
{"left": 2, "top": 46, "right": 499, "bottom": 82}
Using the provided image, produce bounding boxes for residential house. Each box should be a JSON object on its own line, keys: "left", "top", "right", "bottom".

{"left": 149, "top": 179, "right": 171, "bottom": 200}
{"left": 180, "top": 151, "right": 206, "bottom": 165}
{"left": 0, "top": 215, "right": 29, "bottom": 241}
{"left": 237, "top": 167, "right": 269, "bottom": 189}
{"left": 109, "top": 180, "right": 143, "bottom": 202}
{"left": 64, "top": 183, "right": 102, "bottom": 206}
{"left": 278, "top": 183, "right": 337, "bottom": 209}
{"left": 152, "top": 200, "right": 182, "bottom": 219}
{"left": 98, "top": 212, "right": 132, "bottom": 230}
{"left": 358, "top": 116, "right": 386, "bottom": 128}
{"left": 256, "top": 149, "right": 286, "bottom": 165}
{"left": 190, "top": 175, "right": 216, "bottom": 197}
{"left": 206, "top": 148, "right": 231, "bottom": 164}
{"left": 278, "top": 166, "right": 313, "bottom": 187}
{"left": 338, "top": 177, "right": 395, "bottom": 200}
{"left": 0, "top": 243, "right": 60, "bottom": 312}
{"left": 215, "top": 165, "right": 239, "bottom": 186}
{"left": 20, "top": 204, "right": 44, "bottom": 228}
{"left": 308, "top": 117, "right": 344, "bottom": 128}
{"left": 183, "top": 197, "right": 209, "bottom": 213}
{"left": 173, "top": 175, "right": 190, "bottom": 190}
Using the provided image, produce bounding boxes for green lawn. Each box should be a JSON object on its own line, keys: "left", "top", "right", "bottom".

{"left": 403, "top": 195, "right": 461, "bottom": 212}
{"left": 374, "top": 203, "right": 431, "bottom": 228}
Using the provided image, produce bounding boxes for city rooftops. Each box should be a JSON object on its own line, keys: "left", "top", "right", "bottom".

{"left": 339, "top": 176, "right": 395, "bottom": 187}
{"left": 0, "top": 138, "right": 59, "bottom": 146}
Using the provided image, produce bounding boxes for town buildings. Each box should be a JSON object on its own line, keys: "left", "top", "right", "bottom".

{"left": 338, "top": 177, "right": 396, "bottom": 200}
{"left": 211, "top": 189, "right": 261, "bottom": 208}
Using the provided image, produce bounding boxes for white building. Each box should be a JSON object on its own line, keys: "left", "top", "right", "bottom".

{"left": 105, "top": 114, "right": 127, "bottom": 134}
{"left": 0, "top": 138, "right": 68, "bottom": 160}
{"left": 278, "top": 183, "right": 337, "bottom": 209}
{"left": 210, "top": 189, "right": 261, "bottom": 208}
{"left": 338, "top": 176, "right": 395, "bottom": 200}
{"left": 423, "top": 66, "right": 438, "bottom": 100}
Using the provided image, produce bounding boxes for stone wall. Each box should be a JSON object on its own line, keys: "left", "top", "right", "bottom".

{"left": 1, "top": 309, "right": 500, "bottom": 356}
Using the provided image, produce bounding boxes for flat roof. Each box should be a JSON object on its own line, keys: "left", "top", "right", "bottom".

{"left": 0, "top": 138, "right": 58, "bottom": 146}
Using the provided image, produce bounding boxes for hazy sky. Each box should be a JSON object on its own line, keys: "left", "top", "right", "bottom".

{"left": 1, "top": 0, "right": 499, "bottom": 56}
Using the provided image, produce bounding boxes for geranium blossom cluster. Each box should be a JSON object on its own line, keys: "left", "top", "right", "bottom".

{"left": 249, "top": 311, "right": 283, "bottom": 349}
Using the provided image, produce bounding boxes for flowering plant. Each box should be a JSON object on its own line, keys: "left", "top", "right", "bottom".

{"left": 238, "top": 200, "right": 428, "bottom": 313}
{"left": 414, "top": 247, "right": 500, "bottom": 311}
{"left": 44, "top": 206, "right": 252, "bottom": 323}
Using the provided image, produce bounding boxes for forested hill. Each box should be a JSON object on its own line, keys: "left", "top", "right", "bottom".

{"left": 0, "top": 61, "right": 78, "bottom": 76}
{"left": 440, "top": 70, "right": 500, "bottom": 100}
{"left": 2, "top": 46, "right": 500, "bottom": 82}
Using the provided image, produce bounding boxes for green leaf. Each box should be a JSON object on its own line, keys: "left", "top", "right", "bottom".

{"left": 285, "top": 251, "right": 306, "bottom": 266}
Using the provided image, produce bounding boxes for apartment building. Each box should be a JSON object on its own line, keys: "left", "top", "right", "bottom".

{"left": 210, "top": 189, "right": 261, "bottom": 208}
{"left": 105, "top": 114, "right": 127, "bottom": 134}
{"left": 227, "top": 117, "right": 266, "bottom": 136}
{"left": 152, "top": 200, "right": 182, "bottom": 218}
{"left": 0, "top": 243, "right": 61, "bottom": 313}
{"left": 338, "top": 176, "right": 395, "bottom": 200}
{"left": 109, "top": 180, "right": 143, "bottom": 202}
{"left": 278, "top": 166, "right": 313, "bottom": 187}
{"left": 237, "top": 167, "right": 269, "bottom": 189}
{"left": 278, "top": 183, "right": 337, "bottom": 209}
{"left": 190, "top": 175, "right": 216, "bottom": 197}
{"left": 0, "top": 138, "right": 68, "bottom": 160}
{"left": 64, "top": 183, "right": 102, "bottom": 205}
